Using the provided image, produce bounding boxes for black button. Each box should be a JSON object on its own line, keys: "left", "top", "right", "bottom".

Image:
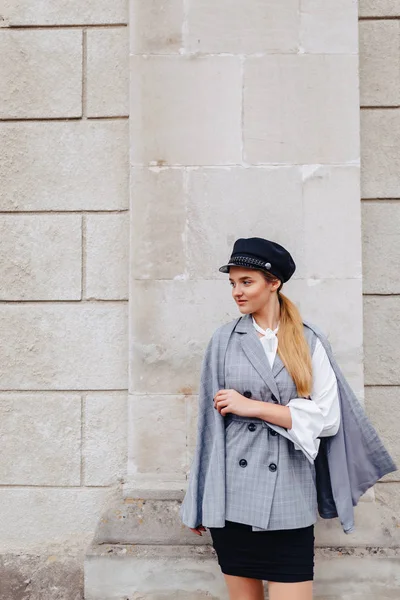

{"left": 248, "top": 423, "right": 256, "bottom": 432}
{"left": 271, "top": 395, "right": 278, "bottom": 403}
{"left": 268, "top": 427, "right": 278, "bottom": 436}
{"left": 243, "top": 391, "right": 252, "bottom": 398}
{"left": 269, "top": 463, "right": 277, "bottom": 472}
{"left": 239, "top": 459, "right": 247, "bottom": 467}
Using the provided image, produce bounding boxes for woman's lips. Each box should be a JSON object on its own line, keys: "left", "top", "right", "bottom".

{"left": 237, "top": 300, "right": 247, "bottom": 304}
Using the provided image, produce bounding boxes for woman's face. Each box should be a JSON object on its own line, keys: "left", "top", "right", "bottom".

{"left": 228, "top": 266, "right": 280, "bottom": 313}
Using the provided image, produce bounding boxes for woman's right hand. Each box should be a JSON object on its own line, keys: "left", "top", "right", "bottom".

{"left": 190, "top": 524, "right": 207, "bottom": 536}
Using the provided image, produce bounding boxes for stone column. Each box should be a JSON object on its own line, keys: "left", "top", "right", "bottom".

{"left": 126, "top": 1, "right": 362, "bottom": 493}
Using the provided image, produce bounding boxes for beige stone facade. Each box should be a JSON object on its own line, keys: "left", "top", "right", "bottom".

{"left": 0, "top": 1, "right": 399, "bottom": 598}
{"left": 0, "top": 2, "right": 129, "bottom": 597}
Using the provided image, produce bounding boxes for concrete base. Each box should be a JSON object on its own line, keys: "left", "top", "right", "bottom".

{"left": 84, "top": 493, "right": 400, "bottom": 599}
{"left": 84, "top": 544, "right": 400, "bottom": 600}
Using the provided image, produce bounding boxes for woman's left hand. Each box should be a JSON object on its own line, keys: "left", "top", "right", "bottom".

{"left": 214, "top": 389, "right": 255, "bottom": 417}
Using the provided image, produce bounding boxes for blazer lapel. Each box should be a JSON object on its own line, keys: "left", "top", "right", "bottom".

{"left": 235, "top": 313, "right": 281, "bottom": 402}
{"left": 272, "top": 351, "right": 285, "bottom": 378}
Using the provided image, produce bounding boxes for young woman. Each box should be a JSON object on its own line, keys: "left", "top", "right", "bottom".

{"left": 180, "top": 237, "right": 396, "bottom": 600}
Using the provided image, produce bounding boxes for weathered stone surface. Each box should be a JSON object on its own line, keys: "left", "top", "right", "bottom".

{"left": 303, "top": 166, "right": 362, "bottom": 279}
{"left": 361, "top": 110, "right": 400, "bottom": 198}
{"left": 365, "top": 388, "right": 400, "bottom": 481}
{"left": 186, "top": 166, "right": 305, "bottom": 279}
{"left": 0, "top": 393, "right": 81, "bottom": 485}
{"left": 0, "top": 215, "right": 81, "bottom": 301}
{"left": 128, "top": 395, "right": 187, "bottom": 476}
{"left": 0, "top": 30, "right": 82, "bottom": 119}
{"left": 244, "top": 55, "right": 359, "bottom": 164}
{"left": 0, "top": 487, "right": 118, "bottom": 553}
{"left": 186, "top": 395, "right": 199, "bottom": 461}
{"left": 362, "top": 202, "right": 400, "bottom": 294}
{"left": 285, "top": 278, "right": 364, "bottom": 395}
{"left": 85, "top": 213, "right": 129, "bottom": 300}
{"left": 130, "top": 0, "right": 183, "bottom": 54}
{"left": 86, "top": 27, "right": 129, "bottom": 117}
{"left": 130, "top": 56, "right": 242, "bottom": 165}
{"left": 364, "top": 297, "right": 400, "bottom": 385}
{"left": 359, "top": 21, "right": 400, "bottom": 107}
{"left": 0, "top": 121, "right": 128, "bottom": 211}
{"left": 0, "top": 553, "right": 82, "bottom": 600}
{"left": 84, "top": 393, "right": 127, "bottom": 486}
{"left": 359, "top": 1, "right": 400, "bottom": 17}
{"left": 300, "top": 0, "right": 358, "bottom": 54}
{"left": 1, "top": 0, "right": 127, "bottom": 25}
{"left": 0, "top": 304, "right": 127, "bottom": 390}
{"left": 185, "top": 0, "right": 299, "bottom": 53}
{"left": 130, "top": 281, "right": 238, "bottom": 394}
{"left": 130, "top": 168, "right": 185, "bottom": 279}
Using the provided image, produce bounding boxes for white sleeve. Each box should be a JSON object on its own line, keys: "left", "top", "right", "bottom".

{"left": 285, "top": 337, "right": 341, "bottom": 461}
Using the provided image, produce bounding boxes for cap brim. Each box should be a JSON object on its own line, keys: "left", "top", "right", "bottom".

{"left": 218, "top": 262, "right": 267, "bottom": 274}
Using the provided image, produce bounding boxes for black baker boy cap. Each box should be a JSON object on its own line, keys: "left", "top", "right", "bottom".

{"left": 219, "top": 237, "right": 296, "bottom": 283}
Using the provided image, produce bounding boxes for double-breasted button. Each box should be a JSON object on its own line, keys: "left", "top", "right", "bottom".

{"left": 243, "top": 390, "right": 252, "bottom": 398}
{"left": 239, "top": 459, "right": 247, "bottom": 467}
{"left": 269, "top": 463, "right": 277, "bottom": 472}
{"left": 268, "top": 427, "right": 278, "bottom": 436}
{"left": 248, "top": 423, "right": 256, "bottom": 432}
{"left": 271, "top": 395, "right": 278, "bottom": 403}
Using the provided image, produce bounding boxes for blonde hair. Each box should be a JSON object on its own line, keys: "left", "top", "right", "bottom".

{"left": 261, "top": 271, "right": 312, "bottom": 398}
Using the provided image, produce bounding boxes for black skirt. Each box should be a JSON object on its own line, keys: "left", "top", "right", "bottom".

{"left": 208, "top": 520, "right": 315, "bottom": 583}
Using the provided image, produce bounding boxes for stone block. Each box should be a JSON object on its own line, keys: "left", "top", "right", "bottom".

{"left": 130, "top": 281, "right": 238, "bottom": 394}
{"left": 130, "top": 0, "right": 183, "bottom": 54}
{"left": 1, "top": 0, "right": 127, "bottom": 25}
{"left": 93, "top": 498, "right": 203, "bottom": 545}
{"left": 359, "top": 1, "right": 400, "bottom": 17}
{"left": 86, "top": 27, "right": 129, "bottom": 117}
{"left": 185, "top": 0, "right": 299, "bottom": 54}
{"left": 0, "top": 304, "right": 127, "bottom": 390}
{"left": 186, "top": 166, "right": 305, "bottom": 278}
{"left": 0, "top": 553, "right": 82, "bottom": 600}
{"left": 130, "top": 56, "right": 242, "bottom": 165}
{"left": 359, "top": 21, "right": 400, "bottom": 107}
{"left": 362, "top": 202, "right": 400, "bottom": 293}
{"left": 0, "top": 214, "right": 81, "bottom": 300}
{"left": 0, "top": 120, "right": 128, "bottom": 211}
{"left": 284, "top": 278, "right": 364, "bottom": 396}
{"left": 84, "top": 393, "right": 127, "bottom": 486}
{"left": 0, "top": 488, "right": 117, "bottom": 553}
{"left": 0, "top": 392, "right": 81, "bottom": 485}
{"left": 303, "top": 166, "right": 362, "bottom": 279}
{"left": 244, "top": 55, "right": 359, "bottom": 164}
{"left": 130, "top": 168, "right": 186, "bottom": 279}
{"left": 85, "top": 213, "right": 129, "bottom": 300}
{"left": 0, "top": 30, "right": 82, "bottom": 119}
{"left": 361, "top": 110, "right": 400, "bottom": 198}
{"left": 128, "top": 395, "right": 187, "bottom": 476}
{"left": 85, "top": 545, "right": 227, "bottom": 600}
{"left": 365, "top": 388, "right": 400, "bottom": 481}
{"left": 300, "top": 0, "right": 358, "bottom": 54}
{"left": 364, "top": 297, "right": 400, "bottom": 385}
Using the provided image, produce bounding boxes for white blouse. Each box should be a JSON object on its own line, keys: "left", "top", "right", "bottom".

{"left": 252, "top": 316, "right": 341, "bottom": 461}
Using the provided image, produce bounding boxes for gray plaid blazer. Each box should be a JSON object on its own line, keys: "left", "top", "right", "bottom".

{"left": 179, "top": 313, "right": 397, "bottom": 534}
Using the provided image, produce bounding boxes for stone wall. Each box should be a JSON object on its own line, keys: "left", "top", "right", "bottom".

{"left": 0, "top": 3, "right": 129, "bottom": 598}
{"left": 359, "top": 2, "right": 400, "bottom": 509}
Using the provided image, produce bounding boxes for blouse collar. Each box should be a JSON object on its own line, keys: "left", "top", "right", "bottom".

{"left": 251, "top": 315, "right": 280, "bottom": 339}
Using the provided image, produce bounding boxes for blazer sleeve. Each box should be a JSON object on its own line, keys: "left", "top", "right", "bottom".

{"left": 285, "top": 337, "right": 341, "bottom": 461}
